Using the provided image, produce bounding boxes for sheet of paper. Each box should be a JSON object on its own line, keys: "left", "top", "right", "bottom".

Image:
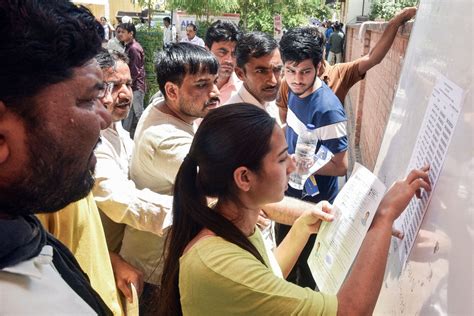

{"left": 308, "top": 145, "right": 334, "bottom": 175}
{"left": 308, "top": 163, "right": 386, "bottom": 294}
{"left": 393, "top": 75, "right": 464, "bottom": 267}
{"left": 124, "top": 283, "right": 139, "bottom": 316}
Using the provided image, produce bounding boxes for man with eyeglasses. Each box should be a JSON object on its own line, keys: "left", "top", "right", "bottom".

{"left": 92, "top": 49, "right": 174, "bottom": 309}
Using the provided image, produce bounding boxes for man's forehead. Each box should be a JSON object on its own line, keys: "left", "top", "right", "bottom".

{"left": 185, "top": 71, "right": 217, "bottom": 82}
{"left": 247, "top": 54, "right": 282, "bottom": 68}
{"left": 103, "top": 60, "right": 131, "bottom": 80}
{"left": 285, "top": 59, "right": 314, "bottom": 70}
{"left": 74, "top": 59, "right": 103, "bottom": 81}
{"left": 211, "top": 41, "right": 236, "bottom": 50}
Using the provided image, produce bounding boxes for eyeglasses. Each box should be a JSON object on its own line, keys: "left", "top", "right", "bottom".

{"left": 98, "top": 82, "right": 114, "bottom": 98}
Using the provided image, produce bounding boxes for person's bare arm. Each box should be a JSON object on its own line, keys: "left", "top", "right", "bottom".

{"left": 274, "top": 202, "right": 333, "bottom": 277}
{"left": 262, "top": 196, "right": 320, "bottom": 225}
{"left": 357, "top": 7, "right": 417, "bottom": 76}
{"left": 337, "top": 166, "right": 430, "bottom": 315}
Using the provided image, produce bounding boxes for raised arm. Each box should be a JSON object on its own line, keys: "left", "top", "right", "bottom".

{"left": 357, "top": 7, "right": 417, "bottom": 76}
{"left": 337, "top": 166, "right": 430, "bottom": 315}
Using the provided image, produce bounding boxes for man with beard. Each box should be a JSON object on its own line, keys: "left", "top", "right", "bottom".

{"left": 125, "top": 42, "right": 220, "bottom": 310}
{"left": 226, "top": 32, "right": 282, "bottom": 124}
{"left": 0, "top": 1, "right": 112, "bottom": 314}
{"left": 205, "top": 20, "right": 242, "bottom": 104}
{"left": 276, "top": 27, "right": 348, "bottom": 289}
{"left": 277, "top": 8, "right": 417, "bottom": 123}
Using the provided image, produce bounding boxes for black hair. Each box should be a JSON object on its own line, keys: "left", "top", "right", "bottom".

{"left": 154, "top": 42, "right": 218, "bottom": 98}
{"left": 0, "top": 0, "right": 103, "bottom": 106}
{"left": 279, "top": 26, "right": 324, "bottom": 68}
{"left": 205, "top": 20, "right": 241, "bottom": 49}
{"left": 186, "top": 23, "right": 197, "bottom": 31}
{"left": 235, "top": 31, "right": 278, "bottom": 68}
{"left": 117, "top": 22, "right": 136, "bottom": 37}
{"left": 163, "top": 16, "right": 171, "bottom": 24}
{"left": 158, "top": 103, "right": 276, "bottom": 315}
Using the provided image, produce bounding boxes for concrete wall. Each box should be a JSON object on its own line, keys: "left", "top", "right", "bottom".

{"left": 343, "top": 0, "right": 372, "bottom": 24}
{"left": 344, "top": 21, "right": 413, "bottom": 171}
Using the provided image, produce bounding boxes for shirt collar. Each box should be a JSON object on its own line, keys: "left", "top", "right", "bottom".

{"left": 238, "top": 84, "right": 269, "bottom": 110}
{"left": 1, "top": 245, "right": 53, "bottom": 279}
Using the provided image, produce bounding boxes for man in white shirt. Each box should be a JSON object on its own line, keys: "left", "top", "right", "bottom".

{"left": 180, "top": 23, "right": 205, "bottom": 47}
{"left": 204, "top": 20, "right": 242, "bottom": 104}
{"left": 162, "top": 17, "right": 176, "bottom": 48}
{"left": 226, "top": 31, "right": 282, "bottom": 125}
{"left": 93, "top": 50, "right": 177, "bottom": 306}
{"left": 124, "top": 43, "right": 220, "bottom": 313}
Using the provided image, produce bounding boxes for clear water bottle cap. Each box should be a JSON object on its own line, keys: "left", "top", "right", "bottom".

{"left": 306, "top": 124, "right": 316, "bottom": 130}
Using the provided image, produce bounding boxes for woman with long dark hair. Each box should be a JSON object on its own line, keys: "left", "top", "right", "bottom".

{"left": 158, "top": 103, "right": 430, "bottom": 315}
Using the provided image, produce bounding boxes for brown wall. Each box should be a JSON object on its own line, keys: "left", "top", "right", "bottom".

{"left": 345, "top": 21, "right": 413, "bottom": 171}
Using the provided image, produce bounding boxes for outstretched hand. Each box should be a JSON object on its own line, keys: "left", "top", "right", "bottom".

{"left": 294, "top": 201, "right": 334, "bottom": 236}
{"left": 377, "top": 165, "right": 431, "bottom": 223}
{"left": 395, "top": 6, "right": 417, "bottom": 24}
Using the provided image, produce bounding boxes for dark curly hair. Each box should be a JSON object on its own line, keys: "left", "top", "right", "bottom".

{"left": 0, "top": 0, "right": 104, "bottom": 107}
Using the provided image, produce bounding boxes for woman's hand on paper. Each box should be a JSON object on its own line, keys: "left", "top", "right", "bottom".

{"left": 377, "top": 165, "right": 431, "bottom": 223}
{"left": 294, "top": 201, "right": 335, "bottom": 236}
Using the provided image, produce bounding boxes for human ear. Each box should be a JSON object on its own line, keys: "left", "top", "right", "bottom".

{"left": 233, "top": 166, "right": 252, "bottom": 192}
{"left": 0, "top": 102, "right": 11, "bottom": 164}
{"left": 164, "top": 82, "right": 179, "bottom": 102}
{"left": 234, "top": 67, "right": 245, "bottom": 81}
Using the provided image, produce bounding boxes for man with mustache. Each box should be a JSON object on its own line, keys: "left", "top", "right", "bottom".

{"left": 226, "top": 31, "right": 282, "bottom": 124}
{"left": 0, "top": 0, "right": 111, "bottom": 314}
{"left": 277, "top": 7, "right": 417, "bottom": 123}
{"left": 205, "top": 20, "right": 242, "bottom": 104}
{"left": 125, "top": 43, "right": 220, "bottom": 311}
{"left": 92, "top": 49, "right": 175, "bottom": 305}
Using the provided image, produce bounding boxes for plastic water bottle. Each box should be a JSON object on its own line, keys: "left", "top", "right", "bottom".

{"left": 288, "top": 124, "right": 318, "bottom": 190}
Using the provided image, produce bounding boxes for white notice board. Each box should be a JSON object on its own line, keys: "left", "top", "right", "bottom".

{"left": 372, "top": 0, "right": 473, "bottom": 315}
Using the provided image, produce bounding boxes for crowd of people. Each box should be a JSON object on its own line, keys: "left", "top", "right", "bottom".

{"left": 0, "top": 1, "right": 425, "bottom": 315}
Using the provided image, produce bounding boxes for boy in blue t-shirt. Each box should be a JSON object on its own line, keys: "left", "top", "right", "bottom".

{"left": 277, "top": 26, "right": 348, "bottom": 289}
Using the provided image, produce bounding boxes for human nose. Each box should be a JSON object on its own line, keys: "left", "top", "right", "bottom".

{"left": 210, "top": 83, "right": 220, "bottom": 98}
{"left": 268, "top": 70, "right": 279, "bottom": 85}
{"left": 295, "top": 71, "right": 304, "bottom": 83}
{"left": 288, "top": 154, "right": 296, "bottom": 174}
{"left": 222, "top": 52, "right": 234, "bottom": 64}
{"left": 118, "top": 84, "right": 132, "bottom": 101}
{"left": 94, "top": 99, "right": 112, "bottom": 129}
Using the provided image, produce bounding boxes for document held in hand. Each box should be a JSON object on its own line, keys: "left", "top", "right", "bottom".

{"left": 307, "top": 163, "right": 386, "bottom": 295}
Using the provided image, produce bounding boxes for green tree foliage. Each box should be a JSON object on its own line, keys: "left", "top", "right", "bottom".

{"left": 238, "top": 0, "right": 332, "bottom": 33}
{"left": 369, "top": 0, "right": 418, "bottom": 20}
{"left": 167, "top": 0, "right": 239, "bottom": 21}
{"left": 131, "top": 0, "right": 157, "bottom": 28}
{"left": 136, "top": 28, "right": 163, "bottom": 105}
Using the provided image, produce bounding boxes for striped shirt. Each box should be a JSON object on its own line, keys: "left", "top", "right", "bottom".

{"left": 286, "top": 81, "right": 347, "bottom": 203}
